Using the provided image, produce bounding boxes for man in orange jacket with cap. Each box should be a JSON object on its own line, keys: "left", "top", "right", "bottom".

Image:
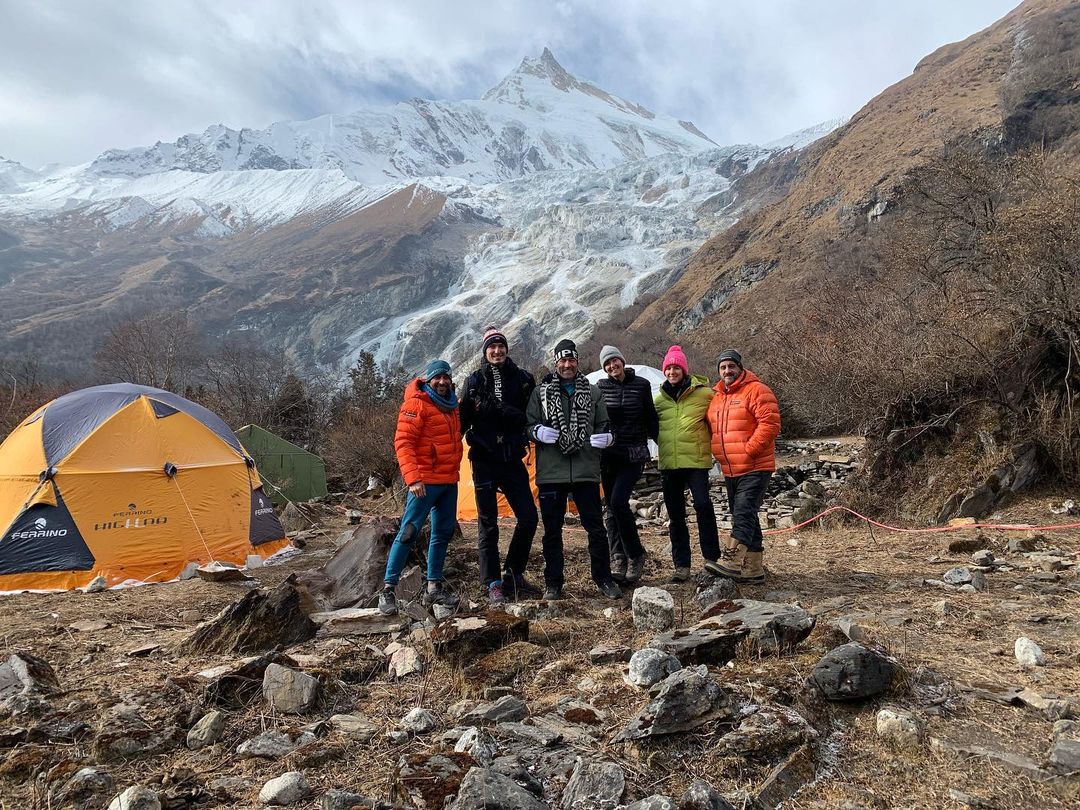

{"left": 705, "top": 349, "right": 780, "bottom": 584}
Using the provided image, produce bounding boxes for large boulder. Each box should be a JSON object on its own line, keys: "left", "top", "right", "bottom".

{"left": 179, "top": 580, "right": 317, "bottom": 655}
{"left": 810, "top": 643, "right": 898, "bottom": 700}
{"left": 293, "top": 517, "right": 405, "bottom": 611}
{"left": 614, "top": 668, "right": 734, "bottom": 742}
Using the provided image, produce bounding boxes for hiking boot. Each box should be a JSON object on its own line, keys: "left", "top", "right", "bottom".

{"left": 542, "top": 584, "right": 563, "bottom": 601}
{"left": 705, "top": 544, "right": 747, "bottom": 579}
{"left": 487, "top": 581, "right": 507, "bottom": 605}
{"left": 596, "top": 579, "right": 623, "bottom": 599}
{"left": 378, "top": 588, "right": 398, "bottom": 616}
{"left": 735, "top": 551, "right": 766, "bottom": 584}
{"left": 668, "top": 567, "right": 691, "bottom": 584}
{"left": 610, "top": 555, "right": 628, "bottom": 583}
{"left": 507, "top": 571, "right": 542, "bottom": 599}
{"left": 625, "top": 555, "right": 645, "bottom": 584}
{"left": 422, "top": 584, "right": 460, "bottom": 608}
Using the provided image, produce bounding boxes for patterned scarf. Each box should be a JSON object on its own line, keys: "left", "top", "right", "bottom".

{"left": 541, "top": 373, "right": 593, "bottom": 454}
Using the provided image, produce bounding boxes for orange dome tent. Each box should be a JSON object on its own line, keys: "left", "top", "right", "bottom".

{"left": 0, "top": 384, "right": 289, "bottom": 592}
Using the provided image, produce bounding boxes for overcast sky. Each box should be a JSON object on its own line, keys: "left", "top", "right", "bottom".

{"left": 0, "top": 0, "right": 1019, "bottom": 168}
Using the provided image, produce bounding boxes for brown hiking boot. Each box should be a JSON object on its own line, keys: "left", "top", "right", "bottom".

{"left": 704, "top": 544, "right": 746, "bottom": 579}
{"left": 735, "top": 551, "right": 765, "bottom": 584}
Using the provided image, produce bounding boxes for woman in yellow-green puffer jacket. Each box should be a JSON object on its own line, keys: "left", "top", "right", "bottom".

{"left": 654, "top": 345, "right": 719, "bottom": 582}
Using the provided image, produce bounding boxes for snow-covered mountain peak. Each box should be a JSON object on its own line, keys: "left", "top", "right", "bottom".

{"left": 483, "top": 48, "right": 672, "bottom": 124}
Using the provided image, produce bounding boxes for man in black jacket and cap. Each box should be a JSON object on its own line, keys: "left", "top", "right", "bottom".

{"left": 597, "top": 345, "right": 659, "bottom": 584}
{"left": 459, "top": 325, "right": 540, "bottom": 603}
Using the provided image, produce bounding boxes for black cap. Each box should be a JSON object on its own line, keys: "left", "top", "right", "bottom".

{"left": 552, "top": 338, "right": 578, "bottom": 362}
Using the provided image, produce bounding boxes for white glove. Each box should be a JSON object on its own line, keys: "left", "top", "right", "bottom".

{"left": 590, "top": 432, "right": 614, "bottom": 449}
{"left": 535, "top": 425, "right": 560, "bottom": 444}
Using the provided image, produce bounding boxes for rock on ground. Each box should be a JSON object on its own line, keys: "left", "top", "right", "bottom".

{"left": 460, "top": 695, "right": 528, "bottom": 726}
{"left": 60, "top": 767, "right": 115, "bottom": 807}
{"left": 626, "top": 797, "right": 676, "bottom": 810}
{"left": 560, "top": 757, "right": 625, "bottom": 809}
{"left": 237, "top": 730, "right": 299, "bottom": 759}
{"left": 810, "top": 643, "right": 898, "bottom": 700}
{"left": 0, "top": 652, "right": 61, "bottom": 698}
{"left": 294, "top": 517, "right": 399, "bottom": 611}
{"left": 259, "top": 771, "right": 311, "bottom": 806}
{"left": 875, "top": 708, "right": 922, "bottom": 748}
{"left": 454, "top": 727, "right": 497, "bottom": 767}
{"left": 402, "top": 707, "right": 438, "bottom": 734}
{"left": 632, "top": 587, "right": 676, "bottom": 632}
{"left": 627, "top": 648, "right": 681, "bottom": 688}
{"left": 262, "top": 663, "right": 320, "bottom": 714}
{"left": 719, "top": 706, "right": 818, "bottom": 756}
{"left": 648, "top": 627, "right": 741, "bottom": 666}
{"left": 179, "top": 581, "right": 317, "bottom": 655}
{"left": 695, "top": 599, "right": 816, "bottom": 655}
{"left": 186, "top": 710, "right": 225, "bottom": 749}
{"left": 394, "top": 752, "right": 476, "bottom": 809}
{"left": 614, "top": 668, "right": 734, "bottom": 742}
{"left": 389, "top": 647, "right": 423, "bottom": 679}
{"left": 108, "top": 785, "right": 161, "bottom": 810}
{"left": 1015, "top": 637, "right": 1046, "bottom": 668}
{"left": 448, "top": 766, "right": 548, "bottom": 810}
{"left": 431, "top": 612, "right": 530, "bottom": 664}
{"left": 679, "top": 779, "right": 735, "bottom": 809}
{"left": 320, "top": 788, "right": 378, "bottom": 810}
{"left": 329, "top": 714, "right": 379, "bottom": 742}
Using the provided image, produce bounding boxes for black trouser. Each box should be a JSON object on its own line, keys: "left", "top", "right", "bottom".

{"left": 601, "top": 456, "right": 645, "bottom": 562}
{"left": 538, "top": 482, "right": 611, "bottom": 586}
{"left": 661, "top": 468, "right": 720, "bottom": 568}
{"left": 473, "top": 456, "right": 539, "bottom": 586}
{"left": 725, "top": 471, "right": 771, "bottom": 552}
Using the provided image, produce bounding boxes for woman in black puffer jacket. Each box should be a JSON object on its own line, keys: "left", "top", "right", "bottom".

{"left": 596, "top": 345, "right": 659, "bottom": 583}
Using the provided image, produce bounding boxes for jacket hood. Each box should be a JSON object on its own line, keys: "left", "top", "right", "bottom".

{"left": 713, "top": 369, "right": 761, "bottom": 394}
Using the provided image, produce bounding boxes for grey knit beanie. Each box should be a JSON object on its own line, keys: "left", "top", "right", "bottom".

{"left": 716, "top": 349, "right": 743, "bottom": 370}
{"left": 599, "top": 345, "right": 624, "bottom": 367}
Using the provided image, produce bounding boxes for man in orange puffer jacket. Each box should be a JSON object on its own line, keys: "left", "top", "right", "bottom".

{"left": 379, "top": 359, "right": 464, "bottom": 616}
{"left": 704, "top": 349, "right": 780, "bottom": 584}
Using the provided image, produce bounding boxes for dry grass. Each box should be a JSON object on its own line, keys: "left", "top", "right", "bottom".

{"left": 0, "top": 496, "right": 1078, "bottom": 808}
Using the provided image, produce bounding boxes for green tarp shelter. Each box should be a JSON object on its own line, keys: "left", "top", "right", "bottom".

{"left": 236, "top": 424, "right": 327, "bottom": 506}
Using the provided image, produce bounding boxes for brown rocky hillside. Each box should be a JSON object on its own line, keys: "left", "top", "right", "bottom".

{"left": 635, "top": 0, "right": 1069, "bottom": 356}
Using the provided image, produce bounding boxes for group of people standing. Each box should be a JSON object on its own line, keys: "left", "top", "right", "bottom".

{"left": 377, "top": 327, "right": 781, "bottom": 616}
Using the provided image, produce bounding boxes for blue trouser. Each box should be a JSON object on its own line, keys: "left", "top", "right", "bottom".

{"left": 383, "top": 483, "right": 458, "bottom": 586}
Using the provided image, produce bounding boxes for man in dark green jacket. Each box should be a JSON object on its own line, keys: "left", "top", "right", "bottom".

{"left": 527, "top": 338, "right": 621, "bottom": 600}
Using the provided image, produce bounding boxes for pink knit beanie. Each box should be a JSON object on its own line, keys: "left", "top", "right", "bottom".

{"left": 662, "top": 345, "right": 689, "bottom": 375}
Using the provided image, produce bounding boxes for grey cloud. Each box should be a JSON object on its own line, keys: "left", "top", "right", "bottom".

{"left": 0, "top": 0, "right": 1019, "bottom": 167}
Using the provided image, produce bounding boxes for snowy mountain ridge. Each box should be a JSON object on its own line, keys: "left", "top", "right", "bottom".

{"left": 70, "top": 49, "right": 715, "bottom": 188}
